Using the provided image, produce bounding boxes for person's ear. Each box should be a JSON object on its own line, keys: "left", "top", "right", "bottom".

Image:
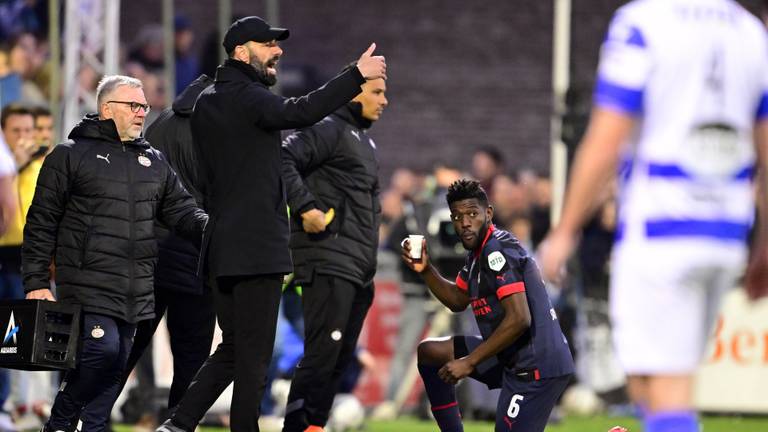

{"left": 487, "top": 205, "right": 494, "bottom": 222}
{"left": 234, "top": 45, "right": 249, "bottom": 63}
{"left": 100, "top": 102, "right": 112, "bottom": 119}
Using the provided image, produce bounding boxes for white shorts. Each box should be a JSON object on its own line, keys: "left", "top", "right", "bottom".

{"left": 609, "top": 239, "right": 746, "bottom": 374}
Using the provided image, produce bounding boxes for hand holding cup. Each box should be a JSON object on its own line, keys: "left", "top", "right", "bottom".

{"left": 401, "top": 234, "right": 428, "bottom": 273}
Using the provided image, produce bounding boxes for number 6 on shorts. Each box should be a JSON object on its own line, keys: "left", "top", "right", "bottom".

{"left": 507, "top": 394, "right": 524, "bottom": 418}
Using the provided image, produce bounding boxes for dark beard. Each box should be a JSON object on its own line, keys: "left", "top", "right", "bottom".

{"left": 250, "top": 57, "right": 277, "bottom": 87}
{"left": 461, "top": 220, "right": 489, "bottom": 251}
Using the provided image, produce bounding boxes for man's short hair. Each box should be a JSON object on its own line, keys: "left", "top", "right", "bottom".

{"left": 95, "top": 75, "right": 143, "bottom": 108}
{"left": 447, "top": 179, "right": 489, "bottom": 207}
{"left": 1, "top": 104, "right": 34, "bottom": 129}
{"left": 30, "top": 105, "right": 51, "bottom": 120}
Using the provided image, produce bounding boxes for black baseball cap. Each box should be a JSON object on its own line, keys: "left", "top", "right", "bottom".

{"left": 222, "top": 16, "right": 289, "bottom": 53}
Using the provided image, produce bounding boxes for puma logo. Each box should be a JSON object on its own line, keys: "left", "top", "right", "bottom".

{"left": 350, "top": 130, "right": 360, "bottom": 141}
{"left": 96, "top": 154, "right": 110, "bottom": 164}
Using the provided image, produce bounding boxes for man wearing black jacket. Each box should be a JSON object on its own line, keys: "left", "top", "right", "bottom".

{"left": 23, "top": 75, "right": 208, "bottom": 432}
{"left": 142, "top": 74, "right": 216, "bottom": 412}
{"left": 80, "top": 74, "right": 216, "bottom": 429}
{"left": 159, "top": 16, "right": 386, "bottom": 432}
{"left": 280, "top": 67, "right": 387, "bottom": 432}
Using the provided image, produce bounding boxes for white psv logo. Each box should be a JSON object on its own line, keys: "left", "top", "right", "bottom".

{"left": 96, "top": 154, "right": 110, "bottom": 164}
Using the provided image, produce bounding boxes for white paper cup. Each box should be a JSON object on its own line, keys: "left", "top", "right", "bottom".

{"left": 408, "top": 234, "right": 424, "bottom": 260}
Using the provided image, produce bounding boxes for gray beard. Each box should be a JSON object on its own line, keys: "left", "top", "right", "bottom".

{"left": 250, "top": 58, "right": 277, "bottom": 87}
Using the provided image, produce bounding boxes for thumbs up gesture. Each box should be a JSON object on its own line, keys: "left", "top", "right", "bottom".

{"left": 356, "top": 43, "right": 387, "bottom": 80}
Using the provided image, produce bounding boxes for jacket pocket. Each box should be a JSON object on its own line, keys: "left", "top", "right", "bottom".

{"left": 308, "top": 197, "right": 346, "bottom": 241}
{"left": 78, "top": 226, "right": 93, "bottom": 269}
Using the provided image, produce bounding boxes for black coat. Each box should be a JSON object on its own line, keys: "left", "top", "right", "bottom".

{"left": 282, "top": 103, "right": 381, "bottom": 286}
{"left": 146, "top": 74, "right": 213, "bottom": 295}
{"left": 22, "top": 115, "right": 208, "bottom": 323}
{"left": 191, "top": 59, "right": 365, "bottom": 278}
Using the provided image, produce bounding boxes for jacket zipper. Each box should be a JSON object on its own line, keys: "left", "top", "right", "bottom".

{"left": 125, "top": 144, "right": 136, "bottom": 317}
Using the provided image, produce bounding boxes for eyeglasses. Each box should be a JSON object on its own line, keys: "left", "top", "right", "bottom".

{"left": 106, "top": 101, "right": 151, "bottom": 114}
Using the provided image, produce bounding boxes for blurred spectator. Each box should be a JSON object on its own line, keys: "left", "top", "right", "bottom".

{"left": 128, "top": 25, "right": 165, "bottom": 72}
{"left": 173, "top": 15, "right": 200, "bottom": 96}
{"left": 378, "top": 168, "right": 422, "bottom": 243}
{"left": 530, "top": 176, "right": 552, "bottom": 248}
{"left": 30, "top": 105, "right": 52, "bottom": 152}
{"left": 509, "top": 215, "right": 533, "bottom": 250}
{"left": 2, "top": 104, "right": 37, "bottom": 169}
{"left": 390, "top": 167, "right": 421, "bottom": 200}
{"left": 0, "top": 121, "right": 16, "bottom": 236}
{"left": 379, "top": 188, "right": 404, "bottom": 245}
{"left": 141, "top": 72, "right": 167, "bottom": 125}
{"left": 471, "top": 145, "right": 503, "bottom": 197}
{"left": 0, "top": 43, "right": 21, "bottom": 108}
{"left": 0, "top": 104, "right": 44, "bottom": 432}
{"left": 0, "top": 104, "right": 41, "bottom": 292}
{"left": 7, "top": 33, "right": 45, "bottom": 105}
{"left": 0, "top": 106, "right": 19, "bottom": 432}
{"left": 76, "top": 64, "right": 99, "bottom": 114}
{"left": 490, "top": 174, "right": 528, "bottom": 230}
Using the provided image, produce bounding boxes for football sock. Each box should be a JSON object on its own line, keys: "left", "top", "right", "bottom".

{"left": 644, "top": 411, "right": 698, "bottom": 432}
{"left": 418, "top": 364, "right": 463, "bottom": 432}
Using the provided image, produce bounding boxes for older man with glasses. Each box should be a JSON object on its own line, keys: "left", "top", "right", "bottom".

{"left": 22, "top": 74, "right": 208, "bottom": 432}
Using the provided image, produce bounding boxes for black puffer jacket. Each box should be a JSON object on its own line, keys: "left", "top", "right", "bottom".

{"left": 282, "top": 102, "right": 381, "bottom": 286}
{"left": 22, "top": 115, "right": 208, "bottom": 323}
{"left": 147, "top": 74, "right": 212, "bottom": 295}
{"left": 192, "top": 60, "right": 364, "bottom": 278}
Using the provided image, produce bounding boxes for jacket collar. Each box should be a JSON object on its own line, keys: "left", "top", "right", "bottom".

{"left": 173, "top": 74, "right": 214, "bottom": 116}
{"left": 215, "top": 58, "right": 269, "bottom": 87}
{"left": 68, "top": 114, "right": 150, "bottom": 149}
{"left": 334, "top": 102, "right": 372, "bottom": 130}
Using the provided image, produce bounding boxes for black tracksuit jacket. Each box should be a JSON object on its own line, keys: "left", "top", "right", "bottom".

{"left": 22, "top": 115, "right": 208, "bottom": 323}
{"left": 147, "top": 74, "right": 213, "bottom": 295}
{"left": 282, "top": 103, "right": 381, "bottom": 287}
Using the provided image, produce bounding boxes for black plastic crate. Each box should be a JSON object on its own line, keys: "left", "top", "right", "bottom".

{"left": 0, "top": 299, "right": 81, "bottom": 370}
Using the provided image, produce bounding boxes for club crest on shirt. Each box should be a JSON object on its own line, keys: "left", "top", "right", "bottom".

{"left": 91, "top": 326, "right": 105, "bottom": 339}
{"left": 488, "top": 251, "right": 506, "bottom": 271}
{"left": 137, "top": 155, "right": 151, "bottom": 167}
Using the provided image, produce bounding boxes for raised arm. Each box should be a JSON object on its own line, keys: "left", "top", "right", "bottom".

{"left": 401, "top": 237, "right": 470, "bottom": 312}
{"left": 253, "top": 44, "right": 385, "bottom": 130}
{"left": 539, "top": 108, "right": 634, "bottom": 283}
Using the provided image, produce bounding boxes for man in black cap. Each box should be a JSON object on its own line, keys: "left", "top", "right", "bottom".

{"left": 156, "top": 16, "right": 386, "bottom": 432}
